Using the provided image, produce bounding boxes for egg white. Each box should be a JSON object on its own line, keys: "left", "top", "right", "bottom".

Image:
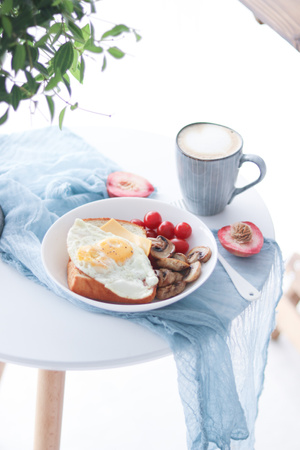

{"left": 67, "top": 219, "right": 158, "bottom": 300}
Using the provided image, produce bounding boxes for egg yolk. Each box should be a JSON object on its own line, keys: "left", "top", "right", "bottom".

{"left": 77, "top": 237, "right": 134, "bottom": 267}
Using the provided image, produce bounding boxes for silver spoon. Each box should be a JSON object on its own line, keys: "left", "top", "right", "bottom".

{"left": 171, "top": 199, "right": 261, "bottom": 301}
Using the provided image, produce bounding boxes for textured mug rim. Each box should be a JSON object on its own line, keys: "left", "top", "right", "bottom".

{"left": 176, "top": 122, "right": 244, "bottom": 161}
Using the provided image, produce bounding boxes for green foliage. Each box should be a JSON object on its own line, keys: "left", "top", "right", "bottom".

{"left": 0, "top": 0, "right": 140, "bottom": 127}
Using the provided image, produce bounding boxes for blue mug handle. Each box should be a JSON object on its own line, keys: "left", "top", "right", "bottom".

{"left": 228, "top": 154, "right": 267, "bottom": 204}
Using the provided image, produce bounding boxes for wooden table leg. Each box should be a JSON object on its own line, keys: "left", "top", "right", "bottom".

{"left": 0, "top": 362, "right": 5, "bottom": 381}
{"left": 276, "top": 294, "right": 300, "bottom": 353}
{"left": 34, "top": 370, "right": 66, "bottom": 450}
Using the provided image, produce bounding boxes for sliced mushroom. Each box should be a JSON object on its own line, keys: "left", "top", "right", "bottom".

{"left": 187, "top": 246, "right": 212, "bottom": 264}
{"left": 150, "top": 235, "right": 175, "bottom": 259}
{"left": 156, "top": 257, "right": 190, "bottom": 272}
{"left": 172, "top": 252, "right": 188, "bottom": 263}
{"left": 183, "top": 261, "right": 202, "bottom": 283}
{"left": 155, "top": 268, "right": 184, "bottom": 287}
{"left": 156, "top": 281, "right": 187, "bottom": 300}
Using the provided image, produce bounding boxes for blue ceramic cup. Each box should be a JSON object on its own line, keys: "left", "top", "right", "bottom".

{"left": 176, "top": 123, "right": 266, "bottom": 216}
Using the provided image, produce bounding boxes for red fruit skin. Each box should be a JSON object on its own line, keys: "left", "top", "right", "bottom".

{"left": 157, "top": 221, "right": 175, "bottom": 239}
{"left": 106, "top": 171, "right": 154, "bottom": 198}
{"left": 146, "top": 229, "right": 157, "bottom": 238}
{"left": 218, "top": 221, "right": 264, "bottom": 257}
{"left": 130, "top": 219, "right": 145, "bottom": 228}
{"left": 171, "top": 238, "right": 189, "bottom": 254}
{"left": 174, "top": 222, "right": 192, "bottom": 239}
{"left": 144, "top": 211, "right": 162, "bottom": 229}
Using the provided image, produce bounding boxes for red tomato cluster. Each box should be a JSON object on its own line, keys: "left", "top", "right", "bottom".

{"left": 131, "top": 211, "right": 192, "bottom": 254}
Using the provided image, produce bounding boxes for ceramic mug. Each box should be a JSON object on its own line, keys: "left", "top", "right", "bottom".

{"left": 176, "top": 122, "right": 267, "bottom": 216}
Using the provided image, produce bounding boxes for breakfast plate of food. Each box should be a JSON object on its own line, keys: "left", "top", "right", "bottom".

{"left": 41, "top": 197, "right": 218, "bottom": 312}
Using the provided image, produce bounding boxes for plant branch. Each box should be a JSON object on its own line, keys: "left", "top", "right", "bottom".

{"left": 54, "top": 90, "right": 112, "bottom": 117}
{"left": 0, "top": 0, "right": 140, "bottom": 127}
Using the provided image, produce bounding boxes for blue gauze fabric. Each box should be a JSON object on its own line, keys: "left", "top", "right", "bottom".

{"left": 0, "top": 127, "right": 283, "bottom": 450}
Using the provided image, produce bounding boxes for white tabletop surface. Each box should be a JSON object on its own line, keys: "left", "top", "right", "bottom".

{"left": 0, "top": 126, "right": 275, "bottom": 371}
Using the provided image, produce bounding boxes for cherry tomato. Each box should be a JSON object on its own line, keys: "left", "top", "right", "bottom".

{"left": 157, "top": 221, "right": 175, "bottom": 239}
{"left": 144, "top": 211, "right": 162, "bottom": 229}
{"left": 130, "top": 219, "right": 145, "bottom": 228}
{"left": 146, "top": 229, "right": 157, "bottom": 238}
{"left": 174, "top": 222, "right": 192, "bottom": 239}
{"left": 171, "top": 238, "right": 189, "bottom": 254}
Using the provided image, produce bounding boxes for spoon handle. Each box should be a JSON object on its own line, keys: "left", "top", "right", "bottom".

{"left": 218, "top": 253, "right": 261, "bottom": 301}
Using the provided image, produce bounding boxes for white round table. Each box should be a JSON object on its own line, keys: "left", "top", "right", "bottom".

{"left": 0, "top": 126, "right": 275, "bottom": 449}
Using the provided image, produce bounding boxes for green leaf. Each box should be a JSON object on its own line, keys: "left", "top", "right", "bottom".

{"left": 80, "top": 55, "right": 85, "bottom": 83}
{"left": 45, "top": 72, "right": 62, "bottom": 91}
{"left": 11, "top": 85, "right": 22, "bottom": 111}
{"left": 70, "top": 102, "right": 78, "bottom": 111}
{"left": 20, "top": 81, "right": 39, "bottom": 100}
{"left": 46, "top": 96, "right": 55, "bottom": 122}
{"left": 81, "top": 23, "right": 91, "bottom": 42}
{"left": 38, "top": 43, "right": 55, "bottom": 56}
{"left": 0, "top": 90, "right": 10, "bottom": 103}
{"left": 52, "top": 29, "right": 63, "bottom": 46}
{"left": 0, "top": 76, "right": 6, "bottom": 92}
{"left": 62, "top": 74, "right": 71, "bottom": 96}
{"left": 69, "top": 51, "right": 82, "bottom": 83}
{"left": 101, "top": 24, "right": 130, "bottom": 40}
{"left": 90, "top": 1, "right": 96, "bottom": 13}
{"left": 107, "top": 47, "right": 125, "bottom": 59}
{"left": 1, "top": 0, "right": 13, "bottom": 15}
{"left": 69, "top": 64, "right": 80, "bottom": 82}
{"left": 90, "top": 22, "right": 95, "bottom": 41}
{"left": 35, "top": 34, "right": 49, "bottom": 48}
{"left": 0, "top": 109, "right": 9, "bottom": 125}
{"left": 53, "top": 42, "right": 74, "bottom": 75}
{"left": 33, "top": 61, "right": 49, "bottom": 78}
{"left": 49, "top": 23, "right": 63, "bottom": 34}
{"left": 0, "top": 77, "right": 9, "bottom": 102}
{"left": 71, "top": 48, "right": 79, "bottom": 72}
{"left": 102, "top": 55, "right": 107, "bottom": 72}
{"left": 63, "top": 73, "right": 70, "bottom": 84}
{"left": 134, "top": 31, "right": 142, "bottom": 42}
{"left": 59, "top": 106, "right": 67, "bottom": 130}
{"left": 25, "top": 46, "right": 39, "bottom": 68}
{"left": 1, "top": 16, "right": 12, "bottom": 38}
{"left": 25, "top": 71, "right": 39, "bottom": 94}
{"left": 12, "top": 45, "right": 26, "bottom": 74}
{"left": 62, "top": 0, "right": 74, "bottom": 13}
{"left": 68, "top": 21, "right": 84, "bottom": 42}
{"left": 84, "top": 39, "right": 103, "bottom": 54}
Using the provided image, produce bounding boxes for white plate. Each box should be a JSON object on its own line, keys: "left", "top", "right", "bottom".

{"left": 41, "top": 197, "right": 218, "bottom": 312}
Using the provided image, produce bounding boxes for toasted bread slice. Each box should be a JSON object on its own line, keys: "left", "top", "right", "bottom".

{"left": 67, "top": 218, "right": 157, "bottom": 305}
{"left": 67, "top": 260, "right": 157, "bottom": 304}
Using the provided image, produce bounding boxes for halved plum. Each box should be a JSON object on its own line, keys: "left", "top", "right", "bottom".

{"left": 218, "top": 221, "right": 264, "bottom": 257}
{"left": 106, "top": 171, "right": 154, "bottom": 198}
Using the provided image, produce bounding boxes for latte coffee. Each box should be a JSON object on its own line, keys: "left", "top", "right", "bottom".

{"left": 176, "top": 122, "right": 266, "bottom": 215}
{"left": 177, "top": 123, "right": 242, "bottom": 160}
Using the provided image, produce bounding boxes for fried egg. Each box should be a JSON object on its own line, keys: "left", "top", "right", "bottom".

{"left": 67, "top": 219, "right": 158, "bottom": 300}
